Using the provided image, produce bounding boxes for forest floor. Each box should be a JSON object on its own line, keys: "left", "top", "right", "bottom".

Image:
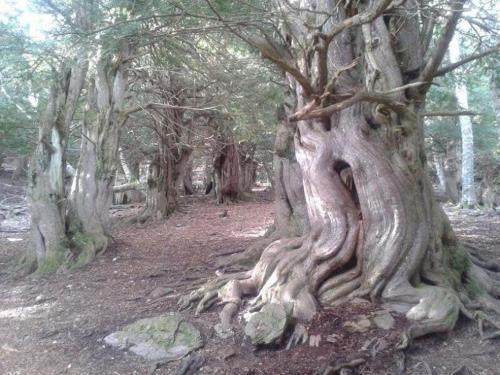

{"left": 1, "top": 171, "right": 500, "bottom": 375}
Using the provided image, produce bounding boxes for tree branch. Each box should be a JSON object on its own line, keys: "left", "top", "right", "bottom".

{"left": 434, "top": 44, "right": 500, "bottom": 77}
{"left": 124, "top": 103, "right": 219, "bottom": 117}
{"left": 319, "top": 0, "right": 392, "bottom": 44}
{"left": 289, "top": 89, "right": 414, "bottom": 122}
{"left": 414, "top": 0, "right": 467, "bottom": 96}
{"left": 421, "top": 110, "right": 480, "bottom": 117}
{"left": 250, "top": 37, "right": 314, "bottom": 96}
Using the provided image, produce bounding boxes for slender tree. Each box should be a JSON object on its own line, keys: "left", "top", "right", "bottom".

{"left": 449, "top": 35, "right": 477, "bottom": 207}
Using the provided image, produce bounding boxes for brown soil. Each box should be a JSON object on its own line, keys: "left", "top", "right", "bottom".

{"left": 1, "top": 180, "right": 500, "bottom": 374}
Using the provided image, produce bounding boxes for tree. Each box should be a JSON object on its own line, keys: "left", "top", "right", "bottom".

{"left": 182, "top": 0, "right": 500, "bottom": 343}
{"left": 449, "top": 35, "right": 477, "bottom": 207}
{"left": 26, "top": 1, "right": 90, "bottom": 272}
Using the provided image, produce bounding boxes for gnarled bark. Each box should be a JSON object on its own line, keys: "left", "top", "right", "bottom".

{"left": 139, "top": 75, "right": 194, "bottom": 220}
{"left": 27, "top": 4, "right": 89, "bottom": 271}
{"left": 214, "top": 142, "right": 241, "bottom": 204}
{"left": 70, "top": 40, "right": 134, "bottom": 256}
{"left": 182, "top": 0, "right": 500, "bottom": 345}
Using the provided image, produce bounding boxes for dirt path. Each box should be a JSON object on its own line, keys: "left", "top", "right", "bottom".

{"left": 0, "top": 194, "right": 499, "bottom": 374}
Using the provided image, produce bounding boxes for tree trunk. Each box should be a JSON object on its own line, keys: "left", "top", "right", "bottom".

{"left": 449, "top": 36, "right": 477, "bottom": 207}
{"left": 182, "top": 158, "right": 195, "bottom": 195}
{"left": 433, "top": 151, "right": 459, "bottom": 203}
{"left": 11, "top": 156, "right": 28, "bottom": 182}
{"left": 491, "top": 73, "right": 500, "bottom": 142}
{"left": 238, "top": 142, "right": 258, "bottom": 193}
{"left": 214, "top": 142, "right": 240, "bottom": 203}
{"left": 272, "top": 107, "right": 309, "bottom": 238}
{"left": 185, "top": 0, "right": 500, "bottom": 343}
{"left": 139, "top": 76, "right": 193, "bottom": 220}
{"left": 142, "top": 144, "right": 192, "bottom": 220}
{"left": 27, "top": 36, "right": 88, "bottom": 272}
{"left": 70, "top": 40, "right": 133, "bottom": 255}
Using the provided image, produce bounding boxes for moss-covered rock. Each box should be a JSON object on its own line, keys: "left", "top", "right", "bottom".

{"left": 104, "top": 315, "right": 203, "bottom": 361}
{"left": 244, "top": 303, "right": 289, "bottom": 346}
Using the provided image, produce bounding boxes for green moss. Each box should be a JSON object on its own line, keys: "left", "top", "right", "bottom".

{"left": 15, "top": 252, "right": 38, "bottom": 275}
{"left": 464, "top": 277, "right": 483, "bottom": 298}
{"left": 37, "top": 252, "right": 65, "bottom": 273}
{"left": 443, "top": 244, "right": 470, "bottom": 290}
{"left": 122, "top": 316, "right": 203, "bottom": 352}
{"left": 69, "top": 231, "right": 98, "bottom": 269}
{"left": 443, "top": 244, "right": 483, "bottom": 298}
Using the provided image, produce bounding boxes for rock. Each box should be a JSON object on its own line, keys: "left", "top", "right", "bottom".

{"left": 372, "top": 311, "right": 395, "bottom": 330}
{"left": 326, "top": 334, "right": 340, "bottom": 344}
{"left": 214, "top": 323, "right": 234, "bottom": 339}
{"left": 221, "top": 347, "right": 236, "bottom": 360}
{"left": 343, "top": 315, "right": 371, "bottom": 333}
{"left": 149, "top": 287, "right": 174, "bottom": 299}
{"left": 309, "top": 334, "right": 321, "bottom": 347}
{"left": 104, "top": 315, "right": 203, "bottom": 362}
{"left": 175, "top": 353, "right": 205, "bottom": 375}
{"left": 244, "top": 303, "right": 288, "bottom": 346}
{"left": 450, "top": 366, "right": 474, "bottom": 375}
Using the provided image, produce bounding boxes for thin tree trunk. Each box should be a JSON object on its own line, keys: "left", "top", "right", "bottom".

{"left": 214, "top": 142, "right": 240, "bottom": 203}
{"left": 449, "top": 36, "right": 477, "bottom": 207}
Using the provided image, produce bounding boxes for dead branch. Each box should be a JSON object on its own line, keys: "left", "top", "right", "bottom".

{"left": 421, "top": 110, "right": 480, "bottom": 117}
{"left": 434, "top": 44, "right": 500, "bottom": 77}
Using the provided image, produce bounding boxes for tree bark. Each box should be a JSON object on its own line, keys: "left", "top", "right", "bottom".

{"left": 433, "top": 149, "right": 459, "bottom": 203}
{"left": 139, "top": 75, "right": 193, "bottom": 220}
{"left": 214, "top": 142, "right": 241, "bottom": 203}
{"left": 238, "top": 142, "right": 258, "bottom": 193}
{"left": 185, "top": 0, "right": 500, "bottom": 343}
{"left": 449, "top": 35, "right": 477, "bottom": 207}
{"left": 70, "top": 40, "right": 133, "bottom": 255}
{"left": 27, "top": 21, "right": 89, "bottom": 272}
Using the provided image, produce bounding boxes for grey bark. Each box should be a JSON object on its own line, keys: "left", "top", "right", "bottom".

{"left": 27, "top": 22, "right": 89, "bottom": 270}
{"left": 449, "top": 35, "right": 477, "bottom": 207}
{"left": 70, "top": 40, "right": 134, "bottom": 253}
{"left": 186, "top": 0, "right": 500, "bottom": 342}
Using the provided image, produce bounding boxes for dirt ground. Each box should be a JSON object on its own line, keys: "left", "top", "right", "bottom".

{"left": 1, "top": 174, "right": 500, "bottom": 374}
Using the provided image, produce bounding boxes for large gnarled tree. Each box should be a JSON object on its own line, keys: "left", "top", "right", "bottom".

{"left": 182, "top": 0, "right": 500, "bottom": 343}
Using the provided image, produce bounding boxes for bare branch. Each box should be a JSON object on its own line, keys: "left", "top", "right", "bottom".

{"left": 124, "top": 102, "right": 219, "bottom": 117}
{"left": 415, "top": 0, "right": 467, "bottom": 96}
{"left": 434, "top": 44, "right": 500, "bottom": 77}
{"left": 319, "top": 0, "right": 393, "bottom": 45}
{"left": 250, "top": 37, "right": 314, "bottom": 96}
{"left": 421, "top": 110, "right": 480, "bottom": 117}
{"left": 289, "top": 89, "right": 414, "bottom": 122}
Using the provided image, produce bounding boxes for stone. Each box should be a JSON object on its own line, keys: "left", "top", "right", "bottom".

{"left": 214, "top": 323, "right": 234, "bottom": 339}
{"left": 104, "top": 315, "right": 203, "bottom": 362}
{"left": 372, "top": 311, "right": 395, "bottom": 330}
{"left": 149, "top": 287, "right": 174, "bottom": 299}
{"left": 244, "top": 303, "right": 288, "bottom": 346}
{"left": 450, "top": 366, "right": 474, "bottom": 375}
{"left": 221, "top": 347, "right": 236, "bottom": 360}
{"left": 343, "top": 315, "right": 371, "bottom": 333}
